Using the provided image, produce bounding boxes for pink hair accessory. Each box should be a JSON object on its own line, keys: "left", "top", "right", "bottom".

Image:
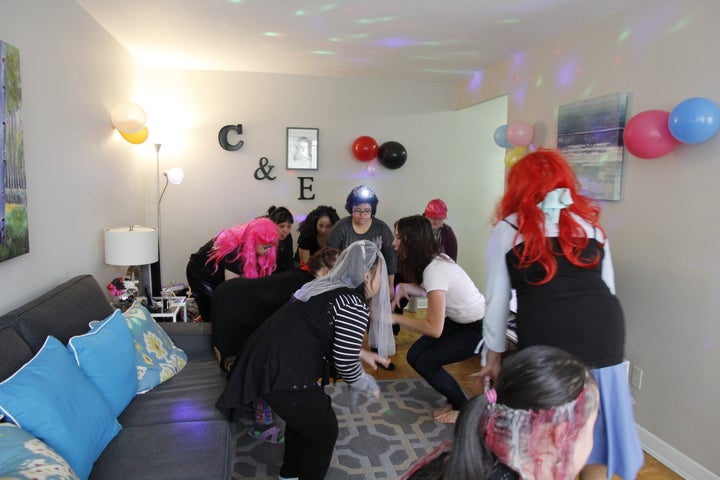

{"left": 486, "top": 388, "right": 497, "bottom": 404}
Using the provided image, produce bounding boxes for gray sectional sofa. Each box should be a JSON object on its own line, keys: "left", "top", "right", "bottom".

{"left": 0, "top": 275, "right": 232, "bottom": 480}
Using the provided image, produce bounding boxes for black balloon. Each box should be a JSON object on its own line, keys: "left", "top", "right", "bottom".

{"left": 377, "top": 141, "right": 407, "bottom": 169}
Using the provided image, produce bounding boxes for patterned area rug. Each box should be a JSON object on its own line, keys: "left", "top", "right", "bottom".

{"left": 231, "top": 378, "right": 454, "bottom": 479}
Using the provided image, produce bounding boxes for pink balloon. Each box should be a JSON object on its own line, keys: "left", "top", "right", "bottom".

{"left": 506, "top": 120, "right": 535, "bottom": 147}
{"left": 623, "top": 110, "right": 680, "bottom": 159}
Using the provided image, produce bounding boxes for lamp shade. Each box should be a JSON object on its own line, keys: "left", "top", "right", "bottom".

{"left": 104, "top": 226, "right": 158, "bottom": 266}
{"left": 164, "top": 167, "right": 184, "bottom": 185}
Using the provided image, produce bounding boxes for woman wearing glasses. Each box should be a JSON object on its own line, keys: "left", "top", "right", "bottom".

{"left": 327, "top": 185, "right": 397, "bottom": 294}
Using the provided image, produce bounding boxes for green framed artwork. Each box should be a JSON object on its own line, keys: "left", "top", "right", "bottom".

{"left": 1, "top": 39, "right": 29, "bottom": 263}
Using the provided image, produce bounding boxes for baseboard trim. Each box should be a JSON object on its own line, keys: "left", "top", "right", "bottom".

{"left": 638, "top": 425, "right": 719, "bottom": 480}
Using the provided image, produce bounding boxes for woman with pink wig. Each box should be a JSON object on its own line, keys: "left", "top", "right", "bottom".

{"left": 186, "top": 217, "right": 279, "bottom": 322}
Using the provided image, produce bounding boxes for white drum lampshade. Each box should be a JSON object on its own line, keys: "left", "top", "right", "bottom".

{"left": 104, "top": 226, "right": 158, "bottom": 266}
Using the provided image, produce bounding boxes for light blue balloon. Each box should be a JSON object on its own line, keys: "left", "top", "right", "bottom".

{"left": 494, "top": 124, "right": 512, "bottom": 148}
{"left": 668, "top": 97, "right": 720, "bottom": 144}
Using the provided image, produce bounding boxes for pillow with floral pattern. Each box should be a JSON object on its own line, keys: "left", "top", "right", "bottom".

{"left": 0, "top": 422, "right": 80, "bottom": 480}
{"left": 121, "top": 301, "right": 187, "bottom": 393}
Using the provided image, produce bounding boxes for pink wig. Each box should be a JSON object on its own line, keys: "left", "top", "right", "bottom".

{"left": 206, "top": 217, "right": 279, "bottom": 278}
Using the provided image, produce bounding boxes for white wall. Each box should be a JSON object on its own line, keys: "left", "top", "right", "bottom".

{"left": 454, "top": 0, "right": 719, "bottom": 477}
{"left": 137, "top": 69, "right": 505, "bottom": 289}
{"left": 0, "top": 0, "right": 145, "bottom": 310}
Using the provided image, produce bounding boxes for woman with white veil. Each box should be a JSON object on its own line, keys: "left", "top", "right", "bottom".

{"left": 217, "top": 240, "right": 394, "bottom": 480}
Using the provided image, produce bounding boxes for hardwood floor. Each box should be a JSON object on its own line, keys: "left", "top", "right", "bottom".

{"left": 371, "top": 311, "right": 683, "bottom": 480}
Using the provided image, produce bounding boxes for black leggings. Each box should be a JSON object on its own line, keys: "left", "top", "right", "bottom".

{"left": 263, "top": 387, "right": 338, "bottom": 480}
{"left": 407, "top": 319, "right": 483, "bottom": 410}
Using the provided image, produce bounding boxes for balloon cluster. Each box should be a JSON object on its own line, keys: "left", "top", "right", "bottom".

{"left": 494, "top": 121, "right": 535, "bottom": 168}
{"left": 110, "top": 102, "right": 149, "bottom": 144}
{"left": 494, "top": 121, "right": 535, "bottom": 148}
{"left": 623, "top": 97, "right": 720, "bottom": 159}
{"left": 351, "top": 136, "right": 407, "bottom": 175}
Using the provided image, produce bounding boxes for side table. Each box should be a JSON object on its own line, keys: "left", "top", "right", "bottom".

{"left": 150, "top": 296, "right": 188, "bottom": 322}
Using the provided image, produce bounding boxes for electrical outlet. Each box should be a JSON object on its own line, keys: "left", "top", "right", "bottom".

{"left": 631, "top": 365, "right": 643, "bottom": 389}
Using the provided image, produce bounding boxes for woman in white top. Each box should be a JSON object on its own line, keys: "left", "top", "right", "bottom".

{"left": 391, "top": 215, "right": 486, "bottom": 424}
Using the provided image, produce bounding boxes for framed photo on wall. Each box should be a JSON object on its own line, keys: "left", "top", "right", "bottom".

{"left": 286, "top": 127, "right": 319, "bottom": 170}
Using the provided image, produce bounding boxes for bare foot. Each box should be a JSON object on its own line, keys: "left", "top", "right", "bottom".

{"left": 432, "top": 404, "right": 453, "bottom": 419}
{"left": 435, "top": 409, "right": 459, "bottom": 424}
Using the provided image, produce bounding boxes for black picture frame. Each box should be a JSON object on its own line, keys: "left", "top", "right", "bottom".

{"left": 286, "top": 127, "right": 319, "bottom": 170}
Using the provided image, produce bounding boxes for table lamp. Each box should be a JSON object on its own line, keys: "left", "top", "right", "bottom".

{"left": 104, "top": 225, "right": 159, "bottom": 300}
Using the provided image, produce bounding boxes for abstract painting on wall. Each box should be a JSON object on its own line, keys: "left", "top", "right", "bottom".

{"left": 1, "top": 39, "right": 29, "bottom": 263}
{"left": 557, "top": 92, "right": 628, "bottom": 201}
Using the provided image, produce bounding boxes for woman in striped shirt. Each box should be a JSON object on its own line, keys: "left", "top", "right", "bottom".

{"left": 216, "top": 240, "right": 395, "bottom": 480}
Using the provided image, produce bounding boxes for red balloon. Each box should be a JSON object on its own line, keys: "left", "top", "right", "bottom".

{"left": 352, "top": 136, "right": 379, "bottom": 162}
{"left": 623, "top": 110, "right": 680, "bottom": 159}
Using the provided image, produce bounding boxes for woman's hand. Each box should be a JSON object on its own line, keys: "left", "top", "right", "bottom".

{"left": 359, "top": 348, "right": 391, "bottom": 371}
{"left": 471, "top": 350, "right": 502, "bottom": 391}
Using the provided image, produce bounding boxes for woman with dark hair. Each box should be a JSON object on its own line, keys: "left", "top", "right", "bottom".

{"left": 185, "top": 217, "right": 279, "bottom": 322}
{"left": 391, "top": 215, "right": 486, "bottom": 424}
{"left": 328, "top": 185, "right": 398, "bottom": 295}
{"left": 402, "top": 345, "right": 599, "bottom": 480}
{"left": 295, "top": 205, "right": 340, "bottom": 265}
{"left": 476, "top": 149, "right": 643, "bottom": 480}
{"left": 217, "top": 240, "right": 395, "bottom": 480}
{"left": 266, "top": 205, "right": 295, "bottom": 273}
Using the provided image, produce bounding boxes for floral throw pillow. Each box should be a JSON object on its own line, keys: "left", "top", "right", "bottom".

{"left": 122, "top": 301, "right": 187, "bottom": 393}
{"left": 0, "top": 423, "right": 80, "bottom": 480}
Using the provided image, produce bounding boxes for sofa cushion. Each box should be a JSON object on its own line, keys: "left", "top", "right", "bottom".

{"left": 119, "top": 359, "right": 228, "bottom": 427}
{"left": 0, "top": 275, "right": 114, "bottom": 354}
{"left": 68, "top": 310, "right": 138, "bottom": 417}
{"left": 0, "top": 422, "right": 80, "bottom": 480}
{"left": 122, "top": 301, "right": 188, "bottom": 393}
{"left": 0, "top": 336, "right": 121, "bottom": 480}
{"left": 90, "top": 421, "right": 232, "bottom": 480}
{"left": 0, "top": 327, "right": 33, "bottom": 382}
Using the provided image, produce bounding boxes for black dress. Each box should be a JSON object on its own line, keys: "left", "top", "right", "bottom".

{"left": 507, "top": 238, "right": 624, "bottom": 368}
{"left": 210, "top": 268, "right": 315, "bottom": 369}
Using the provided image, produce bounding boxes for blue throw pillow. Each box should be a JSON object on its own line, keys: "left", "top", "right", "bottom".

{"left": 0, "top": 422, "right": 80, "bottom": 479}
{"left": 0, "top": 336, "right": 121, "bottom": 480}
{"left": 122, "top": 301, "right": 187, "bottom": 393}
{"left": 68, "top": 310, "right": 138, "bottom": 416}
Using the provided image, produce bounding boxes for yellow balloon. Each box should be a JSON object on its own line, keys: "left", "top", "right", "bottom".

{"left": 504, "top": 146, "right": 529, "bottom": 169}
{"left": 120, "top": 126, "right": 149, "bottom": 145}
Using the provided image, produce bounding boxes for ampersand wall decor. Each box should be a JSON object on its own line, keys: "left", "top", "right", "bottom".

{"left": 254, "top": 157, "right": 276, "bottom": 181}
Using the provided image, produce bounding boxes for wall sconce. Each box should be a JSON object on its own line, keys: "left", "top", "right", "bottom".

{"left": 110, "top": 101, "right": 149, "bottom": 144}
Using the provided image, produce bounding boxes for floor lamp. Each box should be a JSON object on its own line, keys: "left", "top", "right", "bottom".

{"left": 104, "top": 226, "right": 159, "bottom": 300}
{"left": 153, "top": 143, "right": 184, "bottom": 297}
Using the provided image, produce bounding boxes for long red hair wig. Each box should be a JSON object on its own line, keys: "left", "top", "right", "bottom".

{"left": 494, "top": 149, "right": 605, "bottom": 284}
{"left": 206, "top": 217, "right": 278, "bottom": 278}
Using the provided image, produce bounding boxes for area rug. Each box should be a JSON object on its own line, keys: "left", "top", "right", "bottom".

{"left": 231, "top": 378, "right": 454, "bottom": 479}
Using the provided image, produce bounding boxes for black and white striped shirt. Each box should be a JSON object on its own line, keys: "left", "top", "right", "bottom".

{"left": 330, "top": 293, "right": 370, "bottom": 384}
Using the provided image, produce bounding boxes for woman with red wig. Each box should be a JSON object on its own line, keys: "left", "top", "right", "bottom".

{"left": 476, "top": 149, "right": 643, "bottom": 480}
{"left": 186, "top": 217, "right": 279, "bottom": 322}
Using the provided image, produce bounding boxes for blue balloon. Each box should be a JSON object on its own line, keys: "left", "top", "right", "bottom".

{"left": 494, "top": 124, "right": 512, "bottom": 148}
{"left": 668, "top": 97, "right": 720, "bottom": 144}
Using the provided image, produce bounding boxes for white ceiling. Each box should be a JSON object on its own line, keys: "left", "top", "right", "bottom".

{"left": 76, "top": 0, "right": 641, "bottom": 85}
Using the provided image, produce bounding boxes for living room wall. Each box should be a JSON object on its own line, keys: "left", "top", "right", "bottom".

{"left": 454, "top": 0, "right": 720, "bottom": 477}
{"left": 0, "top": 0, "right": 146, "bottom": 308}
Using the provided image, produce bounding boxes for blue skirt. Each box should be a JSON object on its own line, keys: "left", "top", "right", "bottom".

{"left": 587, "top": 363, "right": 644, "bottom": 479}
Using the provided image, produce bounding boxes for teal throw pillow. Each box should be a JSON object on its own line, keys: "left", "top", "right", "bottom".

{"left": 0, "top": 336, "right": 121, "bottom": 480}
{"left": 122, "top": 301, "right": 187, "bottom": 393}
{"left": 0, "top": 422, "right": 80, "bottom": 480}
{"left": 67, "top": 309, "right": 138, "bottom": 416}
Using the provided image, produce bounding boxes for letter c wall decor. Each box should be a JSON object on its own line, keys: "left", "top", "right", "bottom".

{"left": 218, "top": 124, "right": 244, "bottom": 151}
